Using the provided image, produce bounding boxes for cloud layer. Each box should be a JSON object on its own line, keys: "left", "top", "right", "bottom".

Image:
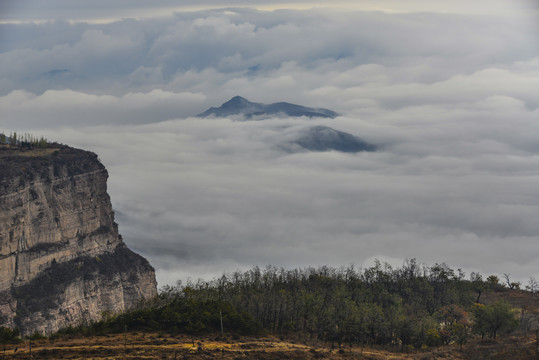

{"left": 1, "top": 5, "right": 539, "bottom": 286}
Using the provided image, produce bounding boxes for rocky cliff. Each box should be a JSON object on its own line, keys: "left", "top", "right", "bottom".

{"left": 0, "top": 145, "right": 157, "bottom": 335}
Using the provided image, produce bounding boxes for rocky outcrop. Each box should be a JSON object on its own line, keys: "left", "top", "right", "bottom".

{"left": 0, "top": 146, "right": 157, "bottom": 335}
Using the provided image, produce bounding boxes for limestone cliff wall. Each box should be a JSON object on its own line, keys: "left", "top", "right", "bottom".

{"left": 0, "top": 146, "right": 157, "bottom": 335}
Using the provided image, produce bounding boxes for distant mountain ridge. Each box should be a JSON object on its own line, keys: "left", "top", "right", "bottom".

{"left": 197, "top": 96, "right": 339, "bottom": 118}
{"left": 197, "top": 96, "right": 376, "bottom": 153}
{"left": 294, "top": 126, "right": 376, "bottom": 153}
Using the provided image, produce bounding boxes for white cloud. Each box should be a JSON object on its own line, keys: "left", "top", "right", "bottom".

{"left": 1, "top": 5, "right": 539, "bottom": 286}
{"left": 32, "top": 103, "right": 539, "bottom": 286}
{"left": 2, "top": 0, "right": 537, "bottom": 23}
{"left": 0, "top": 89, "right": 205, "bottom": 126}
{"left": 2, "top": 8, "right": 537, "bottom": 96}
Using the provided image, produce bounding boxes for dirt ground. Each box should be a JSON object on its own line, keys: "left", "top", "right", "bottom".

{"left": 1, "top": 332, "right": 538, "bottom": 360}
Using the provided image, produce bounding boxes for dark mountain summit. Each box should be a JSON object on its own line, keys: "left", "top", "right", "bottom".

{"left": 197, "top": 97, "right": 375, "bottom": 153}
{"left": 197, "top": 96, "right": 339, "bottom": 118}
{"left": 294, "top": 126, "right": 376, "bottom": 153}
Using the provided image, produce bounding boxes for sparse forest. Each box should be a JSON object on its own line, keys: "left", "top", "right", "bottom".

{"left": 0, "top": 131, "right": 48, "bottom": 149}
{"left": 40, "top": 260, "right": 533, "bottom": 353}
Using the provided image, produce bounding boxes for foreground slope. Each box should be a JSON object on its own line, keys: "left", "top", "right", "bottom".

{"left": 2, "top": 332, "right": 538, "bottom": 360}
{"left": 0, "top": 145, "right": 157, "bottom": 335}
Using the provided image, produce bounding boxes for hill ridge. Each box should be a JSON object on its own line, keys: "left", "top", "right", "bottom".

{"left": 197, "top": 96, "right": 339, "bottom": 118}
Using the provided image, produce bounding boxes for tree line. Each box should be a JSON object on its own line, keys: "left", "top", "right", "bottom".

{"left": 164, "top": 261, "right": 520, "bottom": 349}
{"left": 0, "top": 131, "right": 48, "bottom": 149}
{"left": 23, "top": 260, "right": 526, "bottom": 352}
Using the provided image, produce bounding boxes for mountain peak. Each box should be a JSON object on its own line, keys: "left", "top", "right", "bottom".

{"left": 219, "top": 96, "right": 257, "bottom": 109}
{"left": 197, "top": 97, "right": 339, "bottom": 119}
{"left": 227, "top": 95, "right": 250, "bottom": 104}
{"left": 294, "top": 126, "right": 376, "bottom": 153}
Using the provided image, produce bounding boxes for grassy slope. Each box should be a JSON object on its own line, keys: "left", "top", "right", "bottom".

{"left": 1, "top": 332, "right": 538, "bottom": 360}
{"left": 0, "top": 144, "right": 57, "bottom": 158}
{"left": 4, "top": 283, "right": 537, "bottom": 359}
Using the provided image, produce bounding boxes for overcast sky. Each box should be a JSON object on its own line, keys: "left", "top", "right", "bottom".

{"left": 1, "top": 0, "right": 539, "bottom": 287}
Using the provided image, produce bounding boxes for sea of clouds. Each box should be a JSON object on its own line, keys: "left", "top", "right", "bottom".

{"left": 1, "top": 2, "right": 539, "bottom": 286}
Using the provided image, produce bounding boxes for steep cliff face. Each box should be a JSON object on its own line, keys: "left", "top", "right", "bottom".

{"left": 0, "top": 146, "right": 157, "bottom": 335}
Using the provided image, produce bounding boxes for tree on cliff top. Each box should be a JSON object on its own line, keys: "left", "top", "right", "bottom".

{"left": 0, "top": 131, "right": 48, "bottom": 149}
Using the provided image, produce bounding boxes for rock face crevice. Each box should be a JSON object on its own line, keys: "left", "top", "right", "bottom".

{"left": 0, "top": 146, "right": 157, "bottom": 335}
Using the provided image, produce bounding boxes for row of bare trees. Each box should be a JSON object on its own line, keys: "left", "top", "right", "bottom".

{"left": 155, "top": 260, "right": 520, "bottom": 349}
{"left": 29, "top": 261, "right": 523, "bottom": 350}
{"left": 0, "top": 131, "right": 48, "bottom": 149}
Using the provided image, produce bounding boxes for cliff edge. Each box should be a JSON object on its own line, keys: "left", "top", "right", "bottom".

{"left": 0, "top": 145, "right": 157, "bottom": 335}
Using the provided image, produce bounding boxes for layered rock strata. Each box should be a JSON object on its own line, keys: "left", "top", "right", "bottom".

{"left": 0, "top": 146, "right": 157, "bottom": 335}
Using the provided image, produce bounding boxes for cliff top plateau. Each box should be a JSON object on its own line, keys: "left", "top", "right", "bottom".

{"left": 0, "top": 144, "right": 98, "bottom": 184}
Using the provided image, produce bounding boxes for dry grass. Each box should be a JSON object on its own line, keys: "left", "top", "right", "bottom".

{"left": 483, "top": 289, "right": 539, "bottom": 310}
{"left": 0, "top": 146, "right": 57, "bottom": 158}
{"left": 0, "top": 332, "right": 537, "bottom": 360}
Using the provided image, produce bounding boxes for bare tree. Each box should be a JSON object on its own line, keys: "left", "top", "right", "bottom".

{"left": 526, "top": 277, "right": 538, "bottom": 296}
{"left": 503, "top": 274, "right": 521, "bottom": 290}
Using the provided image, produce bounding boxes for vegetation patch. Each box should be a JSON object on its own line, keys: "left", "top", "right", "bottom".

{"left": 45, "top": 261, "right": 535, "bottom": 354}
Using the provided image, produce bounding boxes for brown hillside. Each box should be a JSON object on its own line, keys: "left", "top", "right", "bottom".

{"left": 1, "top": 332, "right": 538, "bottom": 360}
